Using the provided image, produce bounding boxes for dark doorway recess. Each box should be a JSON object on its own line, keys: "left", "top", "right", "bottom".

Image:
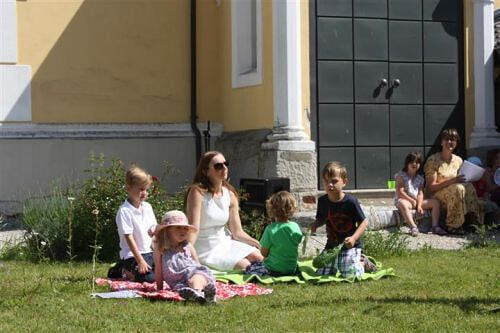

{"left": 310, "top": 0, "right": 465, "bottom": 189}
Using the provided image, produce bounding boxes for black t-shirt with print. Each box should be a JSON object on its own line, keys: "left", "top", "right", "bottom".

{"left": 314, "top": 193, "right": 366, "bottom": 250}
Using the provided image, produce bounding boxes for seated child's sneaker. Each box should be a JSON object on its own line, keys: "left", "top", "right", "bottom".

{"left": 203, "top": 283, "right": 217, "bottom": 304}
{"left": 178, "top": 287, "right": 205, "bottom": 304}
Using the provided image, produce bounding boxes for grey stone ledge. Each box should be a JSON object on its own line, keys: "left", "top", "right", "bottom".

{"left": 0, "top": 122, "right": 223, "bottom": 139}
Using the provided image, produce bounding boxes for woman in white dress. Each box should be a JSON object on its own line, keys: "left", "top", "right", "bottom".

{"left": 186, "top": 151, "right": 264, "bottom": 271}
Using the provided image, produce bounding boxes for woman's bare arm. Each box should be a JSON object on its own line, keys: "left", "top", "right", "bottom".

{"left": 186, "top": 187, "right": 203, "bottom": 245}
{"left": 227, "top": 191, "right": 261, "bottom": 249}
{"left": 426, "top": 172, "right": 464, "bottom": 193}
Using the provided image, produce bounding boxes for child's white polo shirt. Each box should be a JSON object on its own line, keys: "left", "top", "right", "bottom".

{"left": 116, "top": 200, "right": 157, "bottom": 260}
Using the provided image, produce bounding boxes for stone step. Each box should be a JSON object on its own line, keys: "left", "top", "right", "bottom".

{"left": 293, "top": 202, "right": 400, "bottom": 233}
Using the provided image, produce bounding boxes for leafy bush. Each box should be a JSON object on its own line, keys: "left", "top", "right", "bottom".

{"left": 240, "top": 209, "right": 270, "bottom": 241}
{"left": 19, "top": 153, "right": 184, "bottom": 262}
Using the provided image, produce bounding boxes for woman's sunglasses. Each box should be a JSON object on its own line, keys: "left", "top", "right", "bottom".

{"left": 213, "top": 161, "right": 229, "bottom": 170}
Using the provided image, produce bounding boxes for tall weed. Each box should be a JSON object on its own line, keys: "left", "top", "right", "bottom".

{"left": 362, "top": 230, "right": 409, "bottom": 258}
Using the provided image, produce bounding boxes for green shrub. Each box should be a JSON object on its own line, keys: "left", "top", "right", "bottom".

{"left": 240, "top": 209, "right": 270, "bottom": 241}
{"left": 20, "top": 153, "right": 185, "bottom": 262}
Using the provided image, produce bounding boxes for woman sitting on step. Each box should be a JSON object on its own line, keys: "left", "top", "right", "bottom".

{"left": 424, "top": 129, "right": 480, "bottom": 234}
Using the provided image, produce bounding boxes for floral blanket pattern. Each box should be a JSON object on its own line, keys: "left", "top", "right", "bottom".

{"left": 95, "top": 278, "right": 272, "bottom": 301}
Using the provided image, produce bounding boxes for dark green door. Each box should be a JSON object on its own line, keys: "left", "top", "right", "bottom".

{"left": 313, "top": 0, "right": 463, "bottom": 188}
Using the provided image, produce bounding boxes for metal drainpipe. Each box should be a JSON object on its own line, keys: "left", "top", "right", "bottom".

{"left": 190, "top": 0, "right": 202, "bottom": 165}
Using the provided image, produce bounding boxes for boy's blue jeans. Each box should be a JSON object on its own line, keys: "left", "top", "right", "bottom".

{"left": 122, "top": 252, "right": 155, "bottom": 283}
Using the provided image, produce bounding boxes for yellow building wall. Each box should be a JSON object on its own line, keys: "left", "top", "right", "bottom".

{"left": 197, "top": 0, "right": 274, "bottom": 132}
{"left": 17, "top": 0, "right": 190, "bottom": 123}
{"left": 197, "top": 0, "right": 311, "bottom": 134}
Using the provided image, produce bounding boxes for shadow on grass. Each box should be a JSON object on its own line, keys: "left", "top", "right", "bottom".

{"left": 269, "top": 296, "right": 500, "bottom": 314}
{"left": 364, "top": 296, "right": 500, "bottom": 314}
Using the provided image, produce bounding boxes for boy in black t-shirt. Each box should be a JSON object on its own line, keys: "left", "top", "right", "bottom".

{"left": 311, "top": 161, "right": 368, "bottom": 277}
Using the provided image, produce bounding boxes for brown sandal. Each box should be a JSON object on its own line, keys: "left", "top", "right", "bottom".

{"left": 431, "top": 226, "right": 447, "bottom": 236}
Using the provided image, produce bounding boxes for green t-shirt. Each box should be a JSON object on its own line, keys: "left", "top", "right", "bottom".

{"left": 260, "top": 221, "right": 303, "bottom": 274}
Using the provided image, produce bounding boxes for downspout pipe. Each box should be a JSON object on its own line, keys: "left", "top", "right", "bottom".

{"left": 190, "top": 0, "right": 202, "bottom": 164}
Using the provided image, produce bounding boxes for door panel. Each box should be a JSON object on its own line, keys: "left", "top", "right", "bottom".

{"left": 389, "top": 21, "right": 422, "bottom": 62}
{"left": 318, "top": 104, "right": 354, "bottom": 146}
{"left": 424, "top": 105, "right": 457, "bottom": 146}
{"left": 318, "top": 18, "right": 353, "bottom": 60}
{"left": 356, "top": 147, "right": 390, "bottom": 188}
{"left": 318, "top": 61, "right": 353, "bottom": 103}
{"left": 354, "top": 19, "right": 388, "bottom": 60}
{"left": 388, "top": 0, "right": 422, "bottom": 20}
{"left": 354, "top": 62, "right": 388, "bottom": 103}
{"left": 390, "top": 147, "right": 424, "bottom": 178}
{"left": 390, "top": 105, "right": 424, "bottom": 146}
{"left": 423, "top": 22, "right": 458, "bottom": 62}
{"left": 389, "top": 63, "right": 423, "bottom": 104}
{"left": 317, "top": 0, "right": 352, "bottom": 17}
{"left": 353, "top": 0, "right": 387, "bottom": 18}
{"left": 355, "top": 104, "right": 389, "bottom": 145}
{"left": 314, "top": 0, "right": 463, "bottom": 189}
{"left": 319, "top": 147, "right": 355, "bottom": 189}
{"left": 423, "top": 0, "right": 457, "bottom": 22}
{"left": 424, "top": 64, "right": 458, "bottom": 104}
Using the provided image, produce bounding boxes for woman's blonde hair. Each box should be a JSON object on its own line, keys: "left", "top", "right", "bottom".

{"left": 266, "top": 191, "right": 297, "bottom": 222}
{"left": 125, "top": 164, "right": 152, "bottom": 188}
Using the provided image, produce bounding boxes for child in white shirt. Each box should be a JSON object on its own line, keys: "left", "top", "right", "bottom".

{"left": 115, "top": 165, "right": 157, "bottom": 282}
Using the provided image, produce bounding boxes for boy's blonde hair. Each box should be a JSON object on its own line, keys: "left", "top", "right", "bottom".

{"left": 125, "top": 164, "right": 152, "bottom": 188}
{"left": 321, "top": 161, "right": 348, "bottom": 181}
{"left": 266, "top": 191, "right": 297, "bottom": 222}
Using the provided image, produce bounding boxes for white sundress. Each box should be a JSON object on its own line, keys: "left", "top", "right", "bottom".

{"left": 194, "top": 187, "right": 256, "bottom": 271}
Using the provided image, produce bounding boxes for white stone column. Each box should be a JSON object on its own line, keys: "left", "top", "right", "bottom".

{"left": 259, "top": 0, "right": 317, "bottom": 201}
{"left": 470, "top": 0, "right": 500, "bottom": 148}
{"left": 263, "top": 0, "right": 314, "bottom": 150}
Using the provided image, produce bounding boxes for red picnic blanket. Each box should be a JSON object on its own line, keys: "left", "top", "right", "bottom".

{"left": 95, "top": 278, "right": 272, "bottom": 301}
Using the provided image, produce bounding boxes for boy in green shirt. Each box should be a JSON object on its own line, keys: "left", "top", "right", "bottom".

{"left": 245, "top": 191, "right": 303, "bottom": 276}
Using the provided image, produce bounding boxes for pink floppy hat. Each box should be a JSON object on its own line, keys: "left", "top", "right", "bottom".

{"left": 155, "top": 210, "right": 198, "bottom": 235}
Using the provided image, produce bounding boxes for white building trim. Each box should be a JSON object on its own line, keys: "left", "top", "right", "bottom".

{"left": 470, "top": 0, "right": 500, "bottom": 148}
{"left": 0, "top": 0, "right": 17, "bottom": 63}
{"left": 231, "top": 0, "right": 262, "bottom": 88}
{"left": 263, "top": 0, "right": 313, "bottom": 150}
{"left": 0, "top": 65, "right": 31, "bottom": 121}
{"left": 0, "top": 122, "right": 223, "bottom": 139}
{"left": 0, "top": 0, "right": 32, "bottom": 122}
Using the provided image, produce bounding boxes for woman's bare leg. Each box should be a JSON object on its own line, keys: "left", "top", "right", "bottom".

{"left": 421, "top": 199, "right": 440, "bottom": 227}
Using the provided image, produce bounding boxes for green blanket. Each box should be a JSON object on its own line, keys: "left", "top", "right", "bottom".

{"left": 214, "top": 259, "right": 395, "bottom": 285}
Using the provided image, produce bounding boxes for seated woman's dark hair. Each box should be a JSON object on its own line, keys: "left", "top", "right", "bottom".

{"left": 440, "top": 128, "right": 460, "bottom": 146}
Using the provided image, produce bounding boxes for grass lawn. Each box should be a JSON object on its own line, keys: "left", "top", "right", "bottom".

{"left": 1, "top": 247, "right": 499, "bottom": 332}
